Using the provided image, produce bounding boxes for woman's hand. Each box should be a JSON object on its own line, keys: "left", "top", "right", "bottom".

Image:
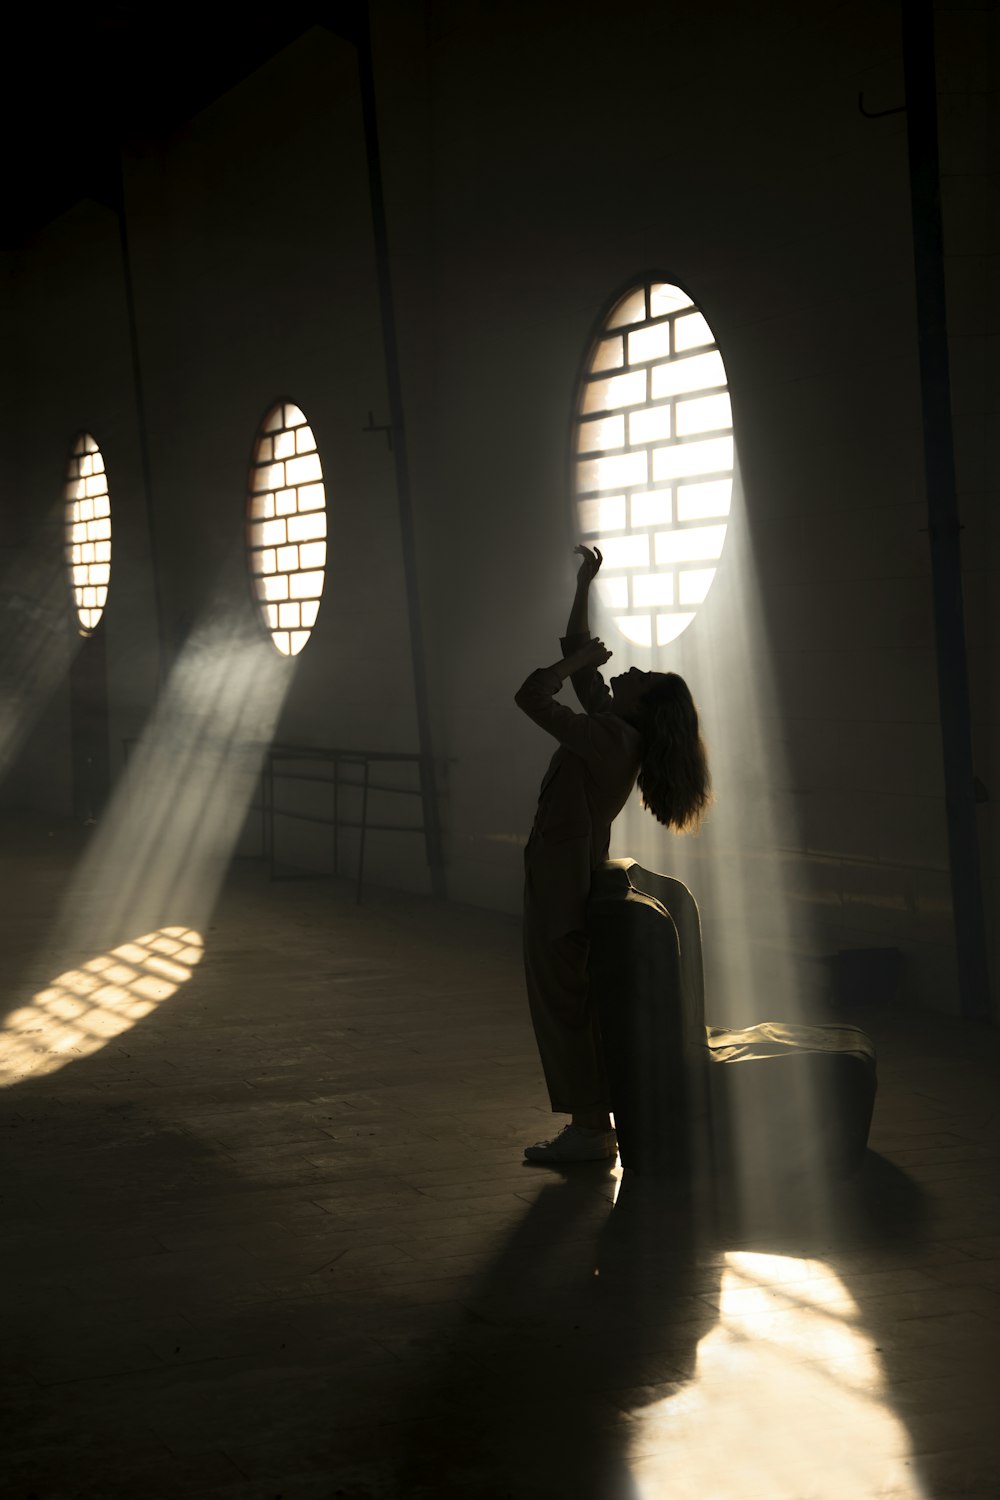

{"left": 556, "top": 637, "right": 612, "bottom": 680}
{"left": 574, "top": 544, "right": 603, "bottom": 585}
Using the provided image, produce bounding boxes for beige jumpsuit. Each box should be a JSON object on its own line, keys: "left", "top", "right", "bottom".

{"left": 515, "top": 633, "right": 643, "bottom": 1113}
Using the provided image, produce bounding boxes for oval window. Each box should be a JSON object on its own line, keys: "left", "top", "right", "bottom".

{"left": 64, "top": 432, "right": 111, "bottom": 635}
{"left": 246, "top": 400, "right": 328, "bottom": 656}
{"left": 573, "top": 279, "right": 732, "bottom": 648}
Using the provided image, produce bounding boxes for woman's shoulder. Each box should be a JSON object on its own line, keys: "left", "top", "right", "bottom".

{"left": 591, "top": 708, "right": 641, "bottom": 736}
{"left": 588, "top": 710, "right": 643, "bottom": 756}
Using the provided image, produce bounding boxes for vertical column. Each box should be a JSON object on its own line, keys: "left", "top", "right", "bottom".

{"left": 903, "top": 0, "right": 991, "bottom": 1017}
{"left": 69, "top": 627, "right": 110, "bottom": 824}
{"left": 351, "top": 5, "right": 447, "bottom": 899}
{"left": 115, "top": 153, "right": 167, "bottom": 684}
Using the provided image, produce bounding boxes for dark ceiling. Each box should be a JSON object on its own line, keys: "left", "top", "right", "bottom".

{"left": 1, "top": 2, "right": 368, "bottom": 249}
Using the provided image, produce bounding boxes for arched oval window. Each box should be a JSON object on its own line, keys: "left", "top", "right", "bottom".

{"left": 246, "top": 400, "right": 328, "bottom": 656}
{"left": 64, "top": 432, "right": 111, "bottom": 635}
{"left": 573, "top": 279, "right": 732, "bottom": 648}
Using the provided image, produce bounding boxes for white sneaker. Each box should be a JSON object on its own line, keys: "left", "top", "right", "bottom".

{"left": 523, "top": 1123, "right": 617, "bottom": 1164}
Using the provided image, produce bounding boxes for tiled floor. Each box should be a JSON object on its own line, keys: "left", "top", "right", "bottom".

{"left": 0, "top": 823, "right": 998, "bottom": 1499}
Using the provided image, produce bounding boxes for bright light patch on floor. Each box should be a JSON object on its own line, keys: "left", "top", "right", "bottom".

{"left": 576, "top": 280, "right": 732, "bottom": 650}
{"left": 247, "top": 401, "right": 327, "bottom": 657}
{"left": 628, "top": 1251, "right": 928, "bottom": 1500}
{"left": 64, "top": 432, "right": 111, "bottom": 635}
{"left": 0, "top": 928, "right": 202, "bottom": 1085}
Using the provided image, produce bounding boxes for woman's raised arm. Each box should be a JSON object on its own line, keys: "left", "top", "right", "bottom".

{"left": 562, "top": 546, "right": 613, "bottom": 714}
{"left": 565, "top": 545, "right": 602, "bottom": 638}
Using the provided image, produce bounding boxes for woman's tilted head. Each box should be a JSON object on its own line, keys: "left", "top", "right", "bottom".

{"left": 619, "top": 670, "right": 712, "bottom": 833}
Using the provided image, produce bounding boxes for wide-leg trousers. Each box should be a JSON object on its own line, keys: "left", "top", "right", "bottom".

{"left": 522, "top": 843, "right": 609, "bottom": 1114}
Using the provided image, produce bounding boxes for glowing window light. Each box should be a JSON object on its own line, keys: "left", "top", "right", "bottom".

{"left": 574, "top": 279, "right": 733, "bottom": 649}
{"left": 627, "top": 1250, "right": 928, "bottom": 1499}
{"left": 0, "top": 927, "right": 203, "bottom": 1086}
{"left": 247, "top": 401, "right": 327, "bottom": 656}
{"left": 64, "top": 432, "right": 111, "bottom": 635}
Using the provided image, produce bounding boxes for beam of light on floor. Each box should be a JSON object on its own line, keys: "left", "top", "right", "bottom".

{"left": 2, "top": 600, "right": 295, "bottom": 1086}
{"left": 55, "top": 603, "right": 290, "bottom": 951}
{"left": 0, "top": 927, "right": 203, "bottom": 1085}
{"left": 0, "top": 510, "right": 83, "bottom": 785}
{"left": 627, "top": 1250, "right": 928, "bottom": 1500}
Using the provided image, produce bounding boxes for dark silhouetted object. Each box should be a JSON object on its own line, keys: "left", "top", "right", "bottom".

{"left": 901, "top": 0, "right": 990, "bottom": 1018}
{"left": 832, "top": 947, "right": 903, "bottom": 1009}
{"left": 589, "top": 860, "right": 877, "bottom": 1179}
{"left": 588, "top": 860, "right": 708, "bottom": 1176}
{"left": 69, "top": 628, "right": 110, "bottom": 825}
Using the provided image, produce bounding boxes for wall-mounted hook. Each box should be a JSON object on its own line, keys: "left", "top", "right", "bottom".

{"left": 858, "top": 90, "right": 906, "bottom": 120}
{"left": 362, "top": 410, "right": 393, "bottom": 451}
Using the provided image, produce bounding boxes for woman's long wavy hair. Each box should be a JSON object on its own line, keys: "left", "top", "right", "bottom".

{"left": 633, "top": 672, "right": 712, "bottom": 833}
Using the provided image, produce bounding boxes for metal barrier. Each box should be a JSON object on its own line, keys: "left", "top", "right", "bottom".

{"left": 120, "top": 738, "right": 430, "bottom": 903}
{"left": 266, "top": 745, "right": 427, "bottom": 903}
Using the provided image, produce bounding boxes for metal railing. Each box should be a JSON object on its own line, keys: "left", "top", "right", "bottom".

{"left": 120, "top": 738, "right": 433, "bottom": 903}
{"left": 265, "top": 744, "right": 428, "bottom": 902}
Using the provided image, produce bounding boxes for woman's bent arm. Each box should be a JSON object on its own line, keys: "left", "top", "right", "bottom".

{"left": 514, "top": 640, "right": 615, "bottom": 754}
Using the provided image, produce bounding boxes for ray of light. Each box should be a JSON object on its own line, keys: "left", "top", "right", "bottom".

{"left": 628, "top": 1251, "right": 928, "bottom": 1500}
{"left": 45, "top": 600, "right": 291, "bottom": 958}
{"left": 0, "top": 508, "right": 83, "bottom": 787}
{"left": 587, "top": 454, "right": 928, "bottom": 1496}
{"left": 604, "top": 456, "right": 840, "bottom": 1235}
{"left": 1, "top": 595, "right": 295, "bottom": 1086}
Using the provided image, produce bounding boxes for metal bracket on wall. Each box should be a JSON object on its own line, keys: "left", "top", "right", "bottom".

{"left": 858, "top": 91, "right": 907, "bottom": 120}
{"left": 363, "top": 410, "right": 394, "bottom": 451}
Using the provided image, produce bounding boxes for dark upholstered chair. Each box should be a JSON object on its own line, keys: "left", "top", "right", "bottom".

{"left": 588, "top": 859, "right": 877, "bottom": 1177}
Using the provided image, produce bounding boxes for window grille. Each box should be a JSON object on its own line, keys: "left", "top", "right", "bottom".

{"left": 246, "top": 401, "right": 328, "bottom": 656}
{"left": 64, "top": 432, "right": 111, "bottom": 635}
{"left": 574, "top": 279, "right": 732, "bottom": 647}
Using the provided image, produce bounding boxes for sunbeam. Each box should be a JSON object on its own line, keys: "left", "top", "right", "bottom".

{"left": 45, "top": 599, "right": 292, "bottom": 957}
{"left": 0, "top": 508, "right": 83, "bottom": 787}
{"left": 628, "top": 1250, "right": 929, "bottom": 1500}
{"left": 613, "top": 463, "right": 815, "bottom": 1032}
{"left": 1, "top": 592, "right": 298, "bottom": 1086}
{"left": 600, "top": 457, "right": 846, "bottom": 1238}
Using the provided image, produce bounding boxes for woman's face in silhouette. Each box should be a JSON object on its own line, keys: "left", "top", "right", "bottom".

{"left": 609, "top": 667, "right": 651, "bottom": 719}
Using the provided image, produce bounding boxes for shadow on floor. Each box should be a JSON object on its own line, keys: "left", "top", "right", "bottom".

{"left": 382, "top": 1150, "right": 935, "bottom": 1500}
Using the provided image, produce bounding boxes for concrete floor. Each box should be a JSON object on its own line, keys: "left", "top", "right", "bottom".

{"left": 0, "top": 823, "right": 998, "bottom": 1500}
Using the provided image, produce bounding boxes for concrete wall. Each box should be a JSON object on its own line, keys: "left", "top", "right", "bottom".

{"left": 2, "top": 0, "right": 996, "bottom": 1015}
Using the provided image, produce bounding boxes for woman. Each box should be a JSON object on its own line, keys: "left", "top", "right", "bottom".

{"left": 515, "top": 545, "right": 711, "bottom": 1163}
